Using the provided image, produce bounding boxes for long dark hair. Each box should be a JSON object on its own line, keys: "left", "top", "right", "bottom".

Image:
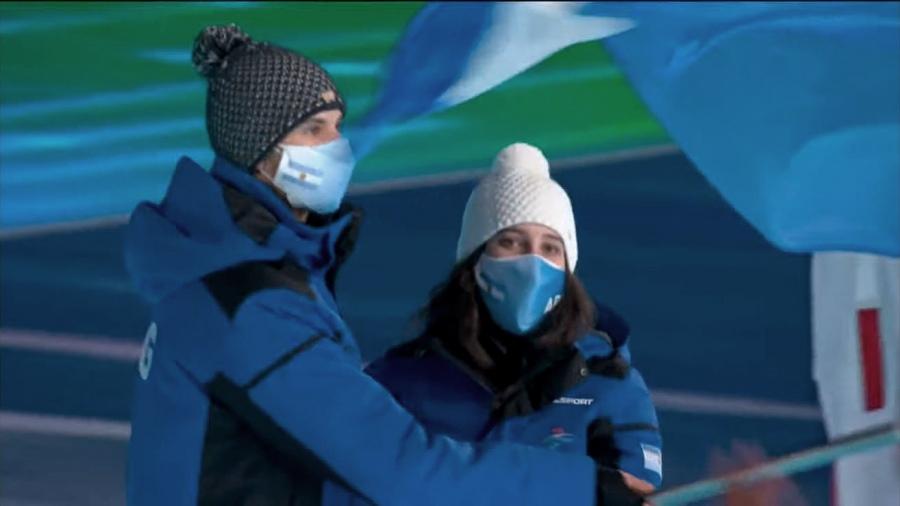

{"left": 415, "top": 247, "right": 597, "bottom": 369}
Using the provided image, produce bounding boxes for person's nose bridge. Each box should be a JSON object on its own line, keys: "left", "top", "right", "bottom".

{"left": 325, "top": 126, "right": 341, "bottom": 142}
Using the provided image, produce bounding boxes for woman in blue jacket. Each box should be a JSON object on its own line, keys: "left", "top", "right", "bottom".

{"left": 366, "top": 143, "right": 663, "bottom": 496}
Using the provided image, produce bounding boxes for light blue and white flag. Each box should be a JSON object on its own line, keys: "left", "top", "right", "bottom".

{"left": 357, "top": 2, "right": 900, "bottom": 257}
{"left": 590, "top": 2, "right": 900, "bottom": 257}
{"left": 350, "top": 2, "right": 634, "bottom": 156}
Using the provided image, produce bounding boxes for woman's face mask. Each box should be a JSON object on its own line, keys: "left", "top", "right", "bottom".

{"left": 269, "top": 137, "right": 356, "bottom": 214}
{"left": 474, "top": 253, "right": 566, "bottom": 335}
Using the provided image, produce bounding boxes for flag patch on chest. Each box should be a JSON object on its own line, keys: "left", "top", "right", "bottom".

{"left": 641, "top": 443, "right": 662, "bottom": 475}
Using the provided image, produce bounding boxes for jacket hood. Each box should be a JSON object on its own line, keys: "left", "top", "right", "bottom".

{"left": 575, "top": 301, "right": 633, "bottom": 363}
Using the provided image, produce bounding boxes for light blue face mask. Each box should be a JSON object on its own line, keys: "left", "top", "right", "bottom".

{"left": 271, "top": 137, "right": 356, "bottom": 214}
{"left": 474, "top": 253, "right": 566, "bottom": 335}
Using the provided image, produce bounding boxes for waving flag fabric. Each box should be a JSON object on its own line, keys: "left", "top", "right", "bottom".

{"left": 357, "top": 2, "right": 900, "bottom": 256}
{"left": 589, "top": 2, "right": 900, "bottom": 256}
{"left": 349, "top": 2, "right": 634, "bottom": 157}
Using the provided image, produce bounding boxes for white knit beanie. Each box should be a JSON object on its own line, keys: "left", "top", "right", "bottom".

{"left": 457, "top": 143, "right": 578, "bottom": 270}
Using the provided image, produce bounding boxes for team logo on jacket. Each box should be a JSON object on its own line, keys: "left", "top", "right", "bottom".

{"left": 543, "top": 426, "right": 575, "bottom": 449}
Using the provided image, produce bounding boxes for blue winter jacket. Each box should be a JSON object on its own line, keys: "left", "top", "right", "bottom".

{"left": 123, "top": 156, "right": 600, "bottom": 505}
{"left": 365, "top": 310, "right": 663, "bottom": 489}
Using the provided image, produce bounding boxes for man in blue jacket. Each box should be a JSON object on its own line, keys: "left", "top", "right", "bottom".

{"left": 124, "top": 24, "right": 647, "bottom": 505}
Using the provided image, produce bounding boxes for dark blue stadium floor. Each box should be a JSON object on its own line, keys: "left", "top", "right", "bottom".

{"left": 0, "top": 151, "right": 829, "bottom": 504}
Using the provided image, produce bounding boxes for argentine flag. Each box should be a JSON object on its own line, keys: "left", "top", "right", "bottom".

{"left": 355, "top": 2, "right": 900, "bottom": 257}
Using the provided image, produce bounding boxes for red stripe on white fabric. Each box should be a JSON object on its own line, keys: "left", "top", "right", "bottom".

{"left": 857, "top": 308, "right": 885, "bottom": 411}
{"left": 831, "top": 463, "right": 839, "bottom": 506}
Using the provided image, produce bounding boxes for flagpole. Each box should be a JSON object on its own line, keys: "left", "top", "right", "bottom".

{"left": 650, "top": 423, "right": 900, "bottom": 505}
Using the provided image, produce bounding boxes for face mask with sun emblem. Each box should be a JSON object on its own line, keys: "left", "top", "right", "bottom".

{"left": 270, "top": 137, "right": 356, "bottom": 214}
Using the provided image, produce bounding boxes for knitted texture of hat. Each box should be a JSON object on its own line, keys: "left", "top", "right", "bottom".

{"left": 192, "top": 24, "right": 345, "bottom": 170}
{"left": 457, "top": 143, "right": 579, "bottom": 270}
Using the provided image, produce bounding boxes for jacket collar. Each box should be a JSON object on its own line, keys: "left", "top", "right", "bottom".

{"left": 211, "top": 156, "right": 363, "bottom": 281}
{"left": 389, "top": 326, "right": 630, "bottom": 422}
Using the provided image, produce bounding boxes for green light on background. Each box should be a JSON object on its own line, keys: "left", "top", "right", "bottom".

{"left": 0, "top": 2, "right": 669, "bottom": 229}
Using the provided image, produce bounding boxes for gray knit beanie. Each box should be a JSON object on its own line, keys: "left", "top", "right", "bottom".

{"left": 192, "top": 24, "right": 345, "bottom": 170}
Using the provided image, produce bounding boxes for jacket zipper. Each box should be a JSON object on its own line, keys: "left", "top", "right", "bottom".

{"left": 428, "top": 342, "right": 505, "bottom": 440}
{"left": 430, "top": 341, "right": 496, "bottom": 395}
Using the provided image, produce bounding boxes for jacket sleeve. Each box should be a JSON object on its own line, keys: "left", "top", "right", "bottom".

{"left": 211, "top": 291, "right": 598, "bottom": 506}
{"left": 587, "top": 368, "right": 663, "bottom": 488}
{"left": 364, "top": 356, "right": 415, "bottom": 411}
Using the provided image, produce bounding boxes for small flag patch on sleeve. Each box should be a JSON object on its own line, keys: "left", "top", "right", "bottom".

{"left": 641, "top": 443, "right": 662, "bottom": 475}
